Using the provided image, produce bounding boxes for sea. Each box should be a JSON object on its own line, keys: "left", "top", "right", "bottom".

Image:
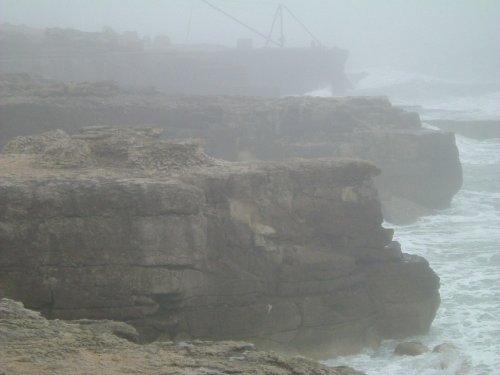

{"left": 310, "top": 69, "right": 500, "bottom": 375}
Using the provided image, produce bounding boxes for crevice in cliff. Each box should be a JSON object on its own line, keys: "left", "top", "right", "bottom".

{"left": 294, "top": 301, "right": 305, "bottom": 338}
{"left": 7, "top": 264, "right": 207, "bottom": 272}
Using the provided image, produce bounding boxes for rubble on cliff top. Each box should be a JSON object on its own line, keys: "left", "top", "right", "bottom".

{"left": 3, "top": 127, "right": 215, "bottom": 171}
{"left": 1, "top": 126, "right": 377, "bottom": 181}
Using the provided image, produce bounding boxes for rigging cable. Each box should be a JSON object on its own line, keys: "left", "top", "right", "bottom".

{"left": 265, "top": 4, "right": 283, "bottom": 47}
{"left": 282, "top": 4, "right": 323, "bottom": 47}
{"left": 199, "top": 0, "right": 282, "bottom": 47}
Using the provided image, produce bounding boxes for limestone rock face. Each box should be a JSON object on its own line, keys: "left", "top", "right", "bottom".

{"left": 0, "top": 80, "right": 462, "bottom": 223}
{"left": 0, "top": 298, "right": 364, "bottom": 375}
{"left": 0, "top": 128, "right": 440, "bottom": 358}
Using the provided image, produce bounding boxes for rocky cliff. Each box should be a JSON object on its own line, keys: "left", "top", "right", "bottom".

{"left": 0, "top": 128, "right": 440, "bottom": 359}
{"left": 0, "top": 76, "right": 463, "bottom": 223}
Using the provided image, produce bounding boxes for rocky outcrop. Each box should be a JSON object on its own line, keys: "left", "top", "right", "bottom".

{"left": 0, "top": 298, "right": 364, "bottom": 375}
{"left": 0, "top": 77, "right": 463, "bottom": 223}
{"left": 0, "top": 128, "right": 440, "bottom": 358}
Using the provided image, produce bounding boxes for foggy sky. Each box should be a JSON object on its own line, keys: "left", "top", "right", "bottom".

{"left": 2, "top": 0, "right": 499, "bottom": 81}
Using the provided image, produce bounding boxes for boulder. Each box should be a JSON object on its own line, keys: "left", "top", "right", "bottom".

{"left": 433, "top": 342, "right": 458, "bottom": 353}
{"left": 432, "top": 342, "right": 462, "bottom": 370}
{"left": 394, "top": 341, "right": 429, "bottom": 356}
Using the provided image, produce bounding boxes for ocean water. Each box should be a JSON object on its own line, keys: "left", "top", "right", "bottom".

{"left": 313, "top": 71, "right": 500, "bottom": 374}
{"left": 347, "top": 68, "right": 500, "bottom": 120}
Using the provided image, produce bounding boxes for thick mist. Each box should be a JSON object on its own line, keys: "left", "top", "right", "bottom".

{"left": 2, "top": 0, "right": 499, "bottom": 81}
{"left": 1, "top": 1, "right": 499, "bottom": 374}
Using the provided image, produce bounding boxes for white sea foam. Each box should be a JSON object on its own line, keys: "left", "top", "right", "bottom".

{"left": 308, "top": 68, "right": 500, "bottom": 120}
{"left": 352, "top": 68, "right": 460, "bottom": 92}
{"left": 423, "top": 90, "right": 500, "bottom": 120}
{"left": 325, "top": 135, "right": 500, "bottom": 375}
{"left": 323, "top": 72, "right": 500, "bottom": 374}
{"left": 360, "top": 68, "right": 500, "bottom": 119}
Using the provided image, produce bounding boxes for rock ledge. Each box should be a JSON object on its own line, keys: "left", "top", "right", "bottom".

{"left": 0, "top": 298, "right": 364, "bottom": 375}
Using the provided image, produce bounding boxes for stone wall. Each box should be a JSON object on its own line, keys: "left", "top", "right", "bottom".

{"left": 0, "top": 128, "right": 440, "bottom": 358}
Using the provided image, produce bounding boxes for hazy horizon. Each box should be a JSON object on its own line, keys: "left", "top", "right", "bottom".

{"left": 1, "top": 0, "right": 499, "bottom": 81}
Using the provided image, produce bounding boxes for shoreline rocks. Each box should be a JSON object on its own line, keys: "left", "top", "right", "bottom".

{"left": 394, "top": 341, "right": 429, "bottom": 356}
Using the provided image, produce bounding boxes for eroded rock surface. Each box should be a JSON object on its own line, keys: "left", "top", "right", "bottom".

{"left": 0, "top": 128, "right": 440, "bottom": 358}
{"left": 0, "top": 76, "right": 463, "bottom": 223}
{"left": 0, "top": 299, "right": 364, "bottom": 375}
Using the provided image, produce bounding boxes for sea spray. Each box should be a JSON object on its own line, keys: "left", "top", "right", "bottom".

{"left": 322, "top": 70, "right": 500, "bottom": 374}
{"left": 325, "top": 135, "right": 499, "bottom": 375}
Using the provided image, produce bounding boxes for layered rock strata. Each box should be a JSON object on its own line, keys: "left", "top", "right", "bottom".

{"left": 0, "top": 299, "right": 364, "bottom": 375}
{"left": 0, "top": 128, "right": 440, "bottom": 358}
{"left": 0, "top": 76, "right": 463, "bottom": 223}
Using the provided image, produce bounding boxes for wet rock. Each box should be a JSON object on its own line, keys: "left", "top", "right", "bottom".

{"left": 333, "top": 365, "right": 367, "bottom": 375}
{"left": 394, "top": 341, "right": 429, "bottom": 356}
{"left": 433, "top": 342, "right": 458, "bottom": 353}
{"left": 432, "top": 342, "right": 460, "bottom": 370}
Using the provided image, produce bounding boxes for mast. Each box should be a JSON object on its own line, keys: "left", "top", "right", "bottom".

{"left": 200, "top": 0, "right": 281, "bottom": 47}
{"left": 200, "top": 0, "right": 324, "bottom": 48}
